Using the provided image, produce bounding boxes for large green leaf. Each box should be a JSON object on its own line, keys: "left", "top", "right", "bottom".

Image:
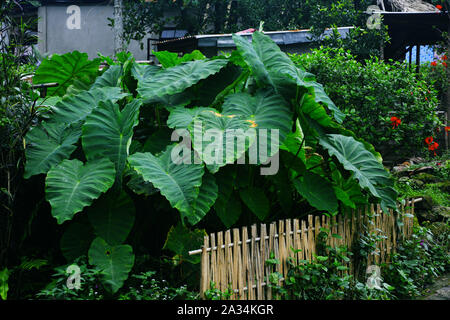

{"left": 88, "top": 237, "right": 134, "bottom": 293}
{"left": 167, "top": 106, "right": 216, "bottom": 129}
{"left": 131, "top": 62, "right": 161, "bottom": 83}
{"left": 293, "top": 171, "right": 338, "bottom": 214}
{"left": 128, "top": 145, "right": 204, "bottom": 221}
{"left": 82, "top": 99, "right": 141, "bottom": 179}
{"left": 306, "top": 81, "right": 345, "bottom": 124}
{"left": 45, "top": 159, "right": 116, "bottom": 224}
{"left": 375, "top": 186, "right": 398, "bottom": 213}
{"left": 232, "top": 31, "right": 344, "bottom": 123}
{"left": 331, "top": 164, "right": 367, "bottom": 210}
{"left": 191, "top": 109, "right": 255, "bottom": 173}
{"left": 142, "top": 127, "right": 173, "bottom": 155}
{"left": 299, "top": 94, "right": 335, "bottom": 128}
{"left": 163, "top": 223, "right": 206, "bottom": 265}
{"left": 125, "top": 168, "right": 157, "bottom": 196}
{"left": 154, "top": 50, "right": 206, "bottom": 68}
{"left": 51, "top": 87, "right": 129, "bottom": 126}
{"left": 319, "top": 134, "right": 395, "bottom": 209}
{"left": 91, "top": 65, "right": 123, "bottom": 88}
{"left": 33, "top": 51, "right": 100, "bottom": 96}
{"left": 189, "top": 173, "right": 218, "bottom": 225}
{"left": 280, "top": 118, "right": 306, "bottom": 164}
{"left": 222, "top": 89, "right": 293, "bottom": 152}
{"left": 24, "top": 121, "right": 82, "bottom": 179}
{"left": 87, "top": 191, "right": 135, "bottom": 245}
{"left": 60, "top": 222, "right": 95, "bottom": 262}
{"left": 153, "top": 51, "right": 180, "bottom": 68}
{"left": 239, "top": 187, "right": 270, "bottom": 221}
{"left": 214, "top": 166, "right": 241, "bottom": 228}
{"left": 137, "top": 59, "right": 228, "bottom": 102}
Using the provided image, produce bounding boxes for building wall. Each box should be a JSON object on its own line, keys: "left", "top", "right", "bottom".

{"left": 38, "top": 3, "right": 149, "bottom": 60}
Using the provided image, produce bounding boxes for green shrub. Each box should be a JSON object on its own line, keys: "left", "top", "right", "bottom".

{"left": 267, "top": 229, "right": 395, "bottom": 300}
{"left": 382, "top": 226, "right": 450, "bottom": 299}
{"left": 22, "top": 31, "right": 399, "bottom": 293}
{"left": 36, "top": 256, "right": 197, "bottom": 300}
{"left": 291, "top": 47, "right": 442, "bottom": 162}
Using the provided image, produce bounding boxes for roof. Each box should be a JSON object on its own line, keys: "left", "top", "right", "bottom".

{"left": 156, "top": 27, "right": 354, "bottom": 51}
{"left": 377, "top": 10, "right": 449, "bottom": 60}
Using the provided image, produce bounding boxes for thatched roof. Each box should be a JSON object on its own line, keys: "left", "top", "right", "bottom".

{"left": 385, "top": 0, "right": 439, "bottom": 12}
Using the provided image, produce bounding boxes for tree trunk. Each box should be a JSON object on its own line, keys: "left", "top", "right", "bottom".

{"left": 113, "top": 0, "right": 124, "bottom": 55}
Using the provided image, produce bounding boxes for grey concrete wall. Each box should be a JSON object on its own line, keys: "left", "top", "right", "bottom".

{"left": 38, "top": 4, "right": 149, "bottom": 60}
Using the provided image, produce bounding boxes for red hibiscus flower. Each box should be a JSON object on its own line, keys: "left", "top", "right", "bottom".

{"left": 428, "top": 142, "right": 439, "bottom": 151}
{"left": 425, "top": 136, "right": 434, "bottom": 145}
{"left": 443, "top": 62, "right": 448, "bottom": 68}
{"left": 390, "top": 116, "right": 401, "bottom": 129}
{"left": 431, "top": 61, "right": 437, "bottom": 67}
{"left": 436, "top": 5, "right": 443, "bottom": 10}
{"left": 445, "top": 126, "right": 450, "bottom": 132}
{"left": 443, "top": 55, "right": 448, "bottom": 61}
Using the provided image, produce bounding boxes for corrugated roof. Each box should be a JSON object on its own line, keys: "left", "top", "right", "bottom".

{"left": 155, "top": 27, "right": 354, "bottom": 48}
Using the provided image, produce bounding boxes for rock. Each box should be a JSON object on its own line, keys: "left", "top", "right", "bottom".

{"left": 392, "top": 165, "right": 410, "bottom": 176}
{"left": 431, "top": 206, "right": 450, "bottom": 220}
{"left": 409, "top": 157, "right": 426, "bottom": 165}
{"left": 416, "top": 206, "right": 450, "bottom": 224}
{"left": 409, "top": 166, "right": 435, "bottom": 176}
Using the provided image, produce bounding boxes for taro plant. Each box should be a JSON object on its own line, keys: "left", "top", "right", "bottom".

{"left": 24, "top": 31, "right": 397, "bottom": 293}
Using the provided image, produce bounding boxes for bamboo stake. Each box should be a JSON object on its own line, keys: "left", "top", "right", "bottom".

{"left": 225, "top": 230, "right": 233, "bottom": 298}
{"left": 252, "top": 225, "right": 263, "bottom": 300}
{"left": 233, "top": 228, "right": 241, "bottom": 300}
{"left": 241, "top": 227, "right": 249, "bottom": 300}
{"left": 248, "top": 226, "right": 255, "bottom": 300}
{"left": 278, "top": 220, "right": 286, "bottom": 279}
{"left": 200, "top": 235, "right": 209, "bottom": 299}
{"left": 210, "top": 233, "right": 217, "bottom": 287}
{"left": 308, "top": 216, "right": 314, "bottom": 258}
{"left": 273, "top": 222, "right": 280, "bottom": 300}
{"left": 301, "top": 220, "right": 309, "bottom": 262}
{"left": 260, "top": 224, "right": 268, "bottom": 300}
{"left": 217, "top": 232, "right": 225, "bottom": 293}
{"left": 267, "top": 223, "right": 275, "bottom": 300}
{"left": 293, "top": 219, "right": 300, "bottom": 266}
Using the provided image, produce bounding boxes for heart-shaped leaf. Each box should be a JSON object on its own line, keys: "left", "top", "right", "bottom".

{"left": 137, "top": 59, "right": 228, "bottom": 102}
{"left": 88, "top": 237, "right": 135, "bottom": 293}
{"left": 128, "top": 145, "right": 204, "bottom": 222}
{"left": 45, "top": 159, "right": 116, "bottom": 224}
{"left": 33, "top": 51, "right": 100, "bottom": 96}
{"left": 82, "top": 99, "right": 141, "bottom": 180}
{"left": 24, "top": 121, "right": 81, "bottom": 178}
{"left": 87, "top": 191, "right": 135, "bottom": 245}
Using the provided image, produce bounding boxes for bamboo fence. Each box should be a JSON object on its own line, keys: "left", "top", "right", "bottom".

{"left": 189, "top": 198, "right": 419, "bottom": 300}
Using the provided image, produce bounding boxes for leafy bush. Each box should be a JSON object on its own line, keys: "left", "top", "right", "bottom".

{"left": 267, "top": 233, "right": 354, "bottom": 300}
{"left": 23, "top": 31, "right": 397, "bottom": 294}
{"left": 36, "top": 256, "right": 197, "bottom": 300}
{"left": 267, "top": 229, "right": 395, "bottom": 300}
{"left": 291, "top": 47, "right": 442, "bottom": 162}
{"left": 382, "top": 226, "right": 450, "bottom": 299}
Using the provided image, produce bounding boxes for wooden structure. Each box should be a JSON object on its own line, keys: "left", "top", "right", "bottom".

{"left": 190, "top": 199, "right": 419, "bottom": 300}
